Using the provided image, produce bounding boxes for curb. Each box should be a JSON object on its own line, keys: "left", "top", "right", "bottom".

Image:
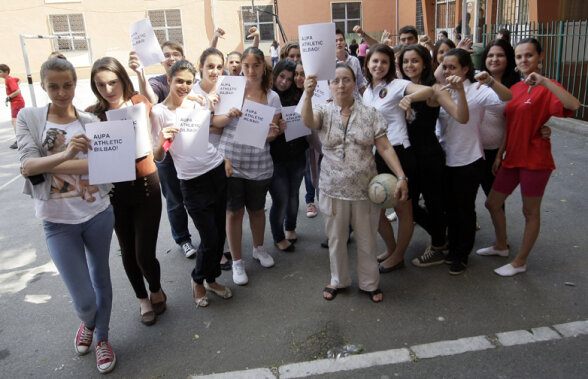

{"left": 547, "top": 116, "right": 588, "bottom": 137}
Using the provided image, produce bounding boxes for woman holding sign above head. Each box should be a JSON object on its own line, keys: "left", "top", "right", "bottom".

{"left": 17, "top": 58, "right": 116, "bottom": 374}
{"left": 212, "top": 47, "right": 281, "bottom": 286}
{"left": 269, "top": 59, "right": 307, "bottom": 252}
{"left": 87, "top": 57, "right": 166, "bottom": 326}
{"left": 361, "top": 44, "right": 434, "bottom": 274}
{"left": 301, "top": 63, "right": 409, "bottom": 303}
{"left": 151, "top": 60, "right": 233, "bottom": 307}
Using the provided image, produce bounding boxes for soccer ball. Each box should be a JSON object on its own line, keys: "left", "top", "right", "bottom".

{"left": 368, "top": 173, "right": 398, "bottom": 209}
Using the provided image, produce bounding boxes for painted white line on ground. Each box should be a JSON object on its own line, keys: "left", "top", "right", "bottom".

{"left": 496, "top": 327, "right": 561, "bottom": 347}
{"left": 411, "top": 336, "right": 494, "bottom": 359}
{"left": 190, "top": 368, "right": 275, "bottom": 379}
{"left": 553, "top": 320, "right": 588, "bottom": 338}
{"left": 279, "top": 348, "right": 412, "bottom": 379}
{"left": 190, "top": 319, "right": 588, "bottom": 379}
{"left": 0, "top": 174, "right": 21, "bottom": 191}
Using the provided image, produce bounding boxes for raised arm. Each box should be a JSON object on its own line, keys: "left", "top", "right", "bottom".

{"left": 247, "top": 27, "right": 260, "bottom": 49}
{"left": 527, "top": 72, "right": 581, "bottom": 111}
{"left": 128, "top": 51, "right": 159, "bottom": 104}
{"left": 352, "top": 25, "right": 379, "bottom": 47}
{"left": 433, "top": 76, "right": 469, "bottom": 123}
{"left": 301, "top": 75, "right": 322, "bottom": 130}
{"left": 210, "top": 27, "right": 225, "bottom": 48}
{"left": 474, "top": 71, "right": 512, "bottom": 102}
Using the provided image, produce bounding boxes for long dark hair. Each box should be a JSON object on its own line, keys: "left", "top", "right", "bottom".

{"left": 398, "top": 44, "right": 435, "bottom": 86}
{"left": 481, "top": 39, "right": 520, "bottom": 88}
{"left": 242, "top": 47, "right": 273, "bottom": 93}
{"left": 443, "top": 48, "right": 475, "bottom": 82}
{"left": 364, "top": 43, "right": 396, "bottom": 86}
{"left": 272, "top": 59, "right": 300, "bottom": 106}
{"left": 90, "top": 57, "right": 136, "bottom": 120}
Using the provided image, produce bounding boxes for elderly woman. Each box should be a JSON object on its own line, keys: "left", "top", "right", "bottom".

{"left": 301, "top": 63, "right": 408, "bottom": 303}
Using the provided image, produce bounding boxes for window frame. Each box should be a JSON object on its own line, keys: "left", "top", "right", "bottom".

{"left": 147, "top": 8, "right": 185, "bottom": 46}
{"left": 48, "top": 13, "right": 88, "bottom": 52}
{"left": 241, "top": 5, "right": 276, "bottom": 42}
{"left": 331, "top": 1, "right": 362, "bottom": 36}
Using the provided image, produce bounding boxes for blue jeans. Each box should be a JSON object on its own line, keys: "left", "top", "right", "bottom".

{"left": 304, "top": 149, "right": 316, "bottom": 204}
{"left": 156, "top": 154, "right": 191, "bottom": 245}
{"left": 42, "top": 205, "right": 115, "bottom": 342}
{"left": 269, "top": 158, "right": 306, "bottom": 243}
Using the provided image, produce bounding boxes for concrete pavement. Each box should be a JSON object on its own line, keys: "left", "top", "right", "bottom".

{"left": 1, "top": 100, "right": 587, "bottom": 377}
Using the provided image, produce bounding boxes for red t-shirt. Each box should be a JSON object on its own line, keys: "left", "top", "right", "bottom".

{"left": 5, "top": 76, "right": 25, "bottom": 109}
{"left": 503, "top": 79, "right": 573, "bottom": 170}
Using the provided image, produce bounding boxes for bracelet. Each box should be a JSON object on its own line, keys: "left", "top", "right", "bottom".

{"left": 397, "top": 176, "right": 408, "bottom": 181}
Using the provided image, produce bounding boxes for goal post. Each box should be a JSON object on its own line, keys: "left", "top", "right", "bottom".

{"left": 19, "top": 34, "right": 93, "bottom": 107}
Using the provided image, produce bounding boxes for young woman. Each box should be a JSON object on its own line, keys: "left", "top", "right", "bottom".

{"left": 294, "top": 62, "right": 319, "bottom": 218}
{"left": 87, "top": 57, "right": 165, "bottom": 326}
{"left": 397, "top": 44, "right": 464, "bottom": 267}
{"left": 17, "top": 58, "right": 116, "bottom": 374}
{"left": 482, "top": 38, "right": 580, "bottom": 276}
{"left": 269, "top": 59, "right": 307, "bottom": 252}
{"left": 279, "top": 42, "right": 301, "bottom": 62}
{"left": 476, "top": 39, "right": 520, "bottom": 198}
{"left": 151, "top": 60, "right": 233, "bottom": 306}
{"left": 301, "top": 64, "right": 409, "bottom": 303}
{"left": 361, "top": 44, "right": 434, "bottom": 273}
{"left": 212, "top": 47, "right": 281, "bottom": 286}
{"left": 190, "top": 47, "right": 232, "bottom": 270}
{"left": 433, "top": 38, "right": 457, "bottom": 83}
{"left": 270, "top": 40, "right": 280, "bottom": 67}
{"left": 437, "top": 48, "right": 512, "bottom": 275}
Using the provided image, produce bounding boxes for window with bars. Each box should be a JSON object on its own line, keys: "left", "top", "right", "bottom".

{"left": 48, "top": 14, "right": 88, "bottom": 51}
{"left": 332, "top": 2, "right": 362, "bottom": 35}
{"left": 497, "top": 0, "right": 529, "bottom": 24}
{"left": 148, "top": 9, "right": 184, "bottom": 45}
{"left": 241, "top": 5, "right": 275, "bottom": 41}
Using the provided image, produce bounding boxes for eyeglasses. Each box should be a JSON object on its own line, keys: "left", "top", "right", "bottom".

{"left": 330, "top": 77, "right": 353, "bottom": 86}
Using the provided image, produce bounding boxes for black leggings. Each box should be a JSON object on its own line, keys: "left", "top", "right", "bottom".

{"left": 111, "top": 172, "right": 162, "bottom": 299}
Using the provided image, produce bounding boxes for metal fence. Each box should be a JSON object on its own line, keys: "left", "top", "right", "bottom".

{"left": 484, "top": 20, "right": 588, "bottom": 120}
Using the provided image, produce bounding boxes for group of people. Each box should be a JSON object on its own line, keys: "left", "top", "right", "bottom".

{"left": 13, "top": 22, "right": 580, "bottom": 374}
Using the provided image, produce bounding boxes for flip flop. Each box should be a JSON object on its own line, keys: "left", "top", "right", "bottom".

{"left": 323, "top": 287, "right": 338, "bottom": 301}
{"left": 361, "top": 288, "right": 383, "bottom": 303}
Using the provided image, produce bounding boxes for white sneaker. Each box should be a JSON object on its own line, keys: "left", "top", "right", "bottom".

{"left": 232, "top": 259, "right": 248, "bottom": 285}
{"left": 252, "top": 246, "right": 274, "bottom": 268}
{"left": 386, "top": 212, "right": 397, "bottom": 222}
{"left": 476, "top": 246, "right": 509, "bottom": 257}
{"left": 494, "top": 263, "right": 527, "bottom": 277}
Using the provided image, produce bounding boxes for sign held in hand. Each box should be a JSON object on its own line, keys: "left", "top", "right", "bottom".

{"left": 130, "top": 19, "right": 166, "bottom": 67}
{"left": 234, "top": 99, "right": 276, "bottom": 149}
{"left": 283, "top": 106, "right": 311, "bottom": 142}
{"left": 105, "top": 102, "right": 151, "bottom": 159}
{"left": 214, "top": 76, "right": 246, "bottom": 115}
{"left": 298, "top": 23, "right": 336, "bottom": 81}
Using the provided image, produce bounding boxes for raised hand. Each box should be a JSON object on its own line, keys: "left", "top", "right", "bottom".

{"left": 247, "top": 26, "right": 260, "bottom": 39}
{"left": 128, "top": 51, "right": 142, "bottom": 73}
{"left": 525, "top": 72, "right": 546, "bottom": 94}
{"left": 474, "top": 71, "right": 493, "bottom": 89}
{"left": 441, "top": 75, "right": 464, "bottom": 91}
{"left": 304, "top": 75, "right": 318, "bottom": 97}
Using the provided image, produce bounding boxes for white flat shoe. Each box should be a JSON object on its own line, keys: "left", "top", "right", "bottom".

{"left": 494, "top": 263, "right": 527, "bottom": 277}
{"left": 476, "top": 246, "right": 509, "bottom": 257}
{"left": 204, "top": 281, "right": 233, "bottom": 299}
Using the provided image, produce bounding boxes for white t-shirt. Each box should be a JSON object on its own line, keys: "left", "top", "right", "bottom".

{"left": 150, "top": 100, "right": 223, "bottom": 180}
{"left": 362, "top": 79, "right": 411, "bottom": 147}
{"left": 270, "top": 45, "right": 279, "bottom": 58}
{"left": 438, "top": 80, "right": 502, "bottom": 167}
{"left": 34, "top": 120, "right": 110, "bottom": 224}
{"left": 479, "top": 101, "right": 507, "bottom": 150}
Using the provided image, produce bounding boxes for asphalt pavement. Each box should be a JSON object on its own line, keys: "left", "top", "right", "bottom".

{"left": 0, "top": 90, "right": 587, "bottom": 378}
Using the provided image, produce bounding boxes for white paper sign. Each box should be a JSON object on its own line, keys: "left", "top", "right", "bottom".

{"left": 298, "top": 22, "right": 336, "bottom": 81}
{"left": 87, "top": 121, "right": 136, "bottom": 185}
{"left": 234, "top": 100, "right": 275, "bottom": 149}
{"left": 130, "top": 19, "right": 166, "bottom": 67}
{"left": 295, "top": 80, "right": 332, "bottom": 114}
{"left": 105, "top": 102, "right": 151, "bottom": 159}
{"left": 214, "top": 76, "right": 246, "bottom": 115}
{"left": 283, "top": 106, "right": 311, "bottom": 142}
{"left": 173, "top": 108, "right": 210, "bottom": 157}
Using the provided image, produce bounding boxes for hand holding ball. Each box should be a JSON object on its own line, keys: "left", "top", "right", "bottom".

{"left": 368, "top": 174, "right": 398, "bottom": 209}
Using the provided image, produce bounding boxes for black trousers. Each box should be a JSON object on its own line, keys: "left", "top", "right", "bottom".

{"left": 412, "top": 152, "right": 447, "bottom": 247}
{"left": 445, "top": 158, "right": 484, "bottom": 264}
{"left": 180, "top": 162, "right": 227, "bottom": 284}
{"left": 111, "top": 171, "right": 162, "bottom": 299}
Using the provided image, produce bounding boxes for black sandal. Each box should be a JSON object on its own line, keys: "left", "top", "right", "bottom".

{"left": 361, "top": 288, "right": 383, "bottom": 303}
{"left": 323, "top": 287, "right": 338, "bottom": 301}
